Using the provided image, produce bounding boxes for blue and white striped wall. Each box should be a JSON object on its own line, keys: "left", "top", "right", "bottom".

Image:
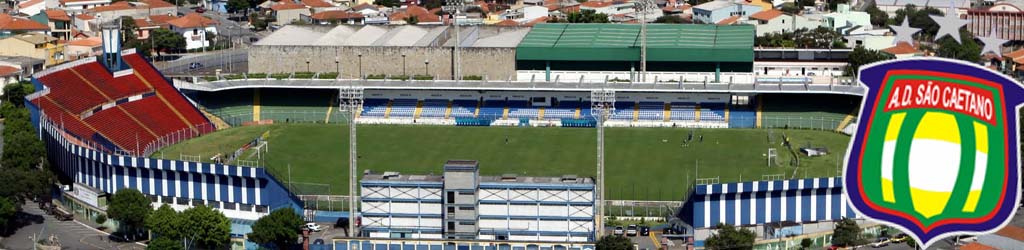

{"left": 681, "top": 177, "right": 858, "bottom": 229}
{"left": 36, "top": 114, "right": 303, "bottom": 219}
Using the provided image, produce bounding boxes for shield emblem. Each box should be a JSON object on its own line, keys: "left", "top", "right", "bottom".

{"left": 844, "top": 58, "right": 1023, "bottom": 249}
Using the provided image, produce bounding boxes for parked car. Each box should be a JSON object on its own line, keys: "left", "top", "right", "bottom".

{"left": 188, "top": 62, "right": 203, "bottom": 70}
{"left": 305, "top": 222, "right": 323, "bottom": 232}
{"left": 192, "top": 6, "right": 206, "bottom": 13}
{"left": 613, "top": 226, "right": 624, "bottom": 236}
{"left": 639, "top": 226, "right": 650, "bottom": 236}
{"left": 626, "top": 224, "right": 638, "bottom": 236}
{"left": 890, "top": 233, "right": 908, "bottom": 243}
{"left": 871, "top": 237, "right": 889, "bottom": 248}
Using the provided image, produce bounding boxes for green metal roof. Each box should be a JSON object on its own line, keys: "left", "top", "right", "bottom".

{"left": 516, "top": 23, "right": 755, "bottom": 62}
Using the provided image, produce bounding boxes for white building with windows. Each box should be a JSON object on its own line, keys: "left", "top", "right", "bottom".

{"left": 360, "top": 160, "right": 596, "bottom": 242}
{"left": 166, "top": 13, "right": 218, "bottom": 50}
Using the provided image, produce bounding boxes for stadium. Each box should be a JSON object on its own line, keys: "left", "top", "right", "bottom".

{"left": 29, "top": 23, "right": 870, "bottom": 249}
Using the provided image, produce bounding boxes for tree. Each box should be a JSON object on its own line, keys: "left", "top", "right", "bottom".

{"left": 936, "top": 30, "right": 981, "bottom": 62}
{"left": 654, "top": 15, "right": 686, "bottom": 23}
{"left": 780, "top": 3, "right": 801, "bottom": 15}
{"left": 151, "top": 28, "right": 185, "bottom": 56}
{"left": 563, "top": 9, "right": 609, "bottom": 23}
{"left": 595, "top": 235, "right": 632, "bottom": 250}
{"left": 147, "top": 237, "right": 185, "bottom": 250}
{"left": 180, "top": 205, "right": 231, "bottom": 249}
{"left": 404, "top": 15, "right": 419, "bottom": 25}
{"left": 0, "top": 196, "right": 16, "bottom": 231}
{"left": 226, "top": 0, "right": 251, "bottom": 14}
{"left": 800, "top": 238, "right": 813, "bottom": 249}
{"left": 2, "top": 82, "right": 33, "bottom": 106}
{"left": 845, "top": 46, "right": 892, "bottom": 76}
{"left": 95, "top": 214, "right": 107, "bottom": 225}
{"left": 146, "top": 204, "right": 182, "bottom": 240}
{"left": 831, "top": 218, "right": 863, "bottom": 247}
{"left": 247, "top": 208, "right": 305, "bottom": 249}
{"left": 374, "top": 0, "right": 401, "bottom": 7}
{"left": 250, "top": 13, "right": 270, "bottom": 31}
{"left": 705, "top": 224, "right": 756, "bottom": 250}
{"left": 120, "top": 16, "right": 140, "bottom": 48}
{"left": 107, "top": 188, "right": 152, "bottom": 240}
{"left": 905, "top": 237, "right": 917, "bottom": 248}
{"left": 866, "top": 5, "right": 889, "bottom": 27}
{"left": 892, "top": 5, "right": 943, "bottom": 40}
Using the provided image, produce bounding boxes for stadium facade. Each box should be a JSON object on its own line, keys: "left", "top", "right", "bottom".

{"left": 680, "top": 177, "right": 859, "bottom": 247}
{"left": 25, "top": 47, "right": 303, "bottom": 246}
{"left": 360, "top": 160, "right": 595, "bottom": 243}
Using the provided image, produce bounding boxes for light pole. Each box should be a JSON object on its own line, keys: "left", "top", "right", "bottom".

{"left": 305, "top": 60, "right": 310, "bottom": 73}
{"left": 424, "top": 59, "right": 429, "bottom": 77}
{"left": 357, "top": 53, "right": 363, "bottom": 79}
{"left": 633, "top": 0, "right": 654, "bottom": 83}
{"left": 444, "top": 0, "right": 465, "bottom": 81}
{"left": 401, "top": 53, "right": 407, "bottom": 76}
{"left": 335, "top": 56, "right": 340, "bottom": 78}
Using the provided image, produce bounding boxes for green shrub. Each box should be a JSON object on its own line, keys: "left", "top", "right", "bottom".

{"left": 388, "top": 75, "right": 410, "bottom": 80}
{"left": 412, "top": 75, "right": 434, "bottom": 80}
{"left": 318, "top": 72, "right": 339, "bottom": 79}
{"left": 462, "top": 75, "right": 483, "bottom": 80}
{"left": 366, "top": 74, "right": 387, "bottom": 79}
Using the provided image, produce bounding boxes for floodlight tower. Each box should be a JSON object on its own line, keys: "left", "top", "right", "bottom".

{"left": 444, "top": 0, "right": 466, "bottom": 81}
{"left": 633, "top": 0, "right": 654, "bottom": 83}
{"left": 590, "top": 89, "right": 615, "bottom": 237}
{"left": 340, "top": 85, "right": 363, "bottom": 237}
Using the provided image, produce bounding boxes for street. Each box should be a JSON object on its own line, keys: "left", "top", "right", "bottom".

{"left": 0, "top": 203, "right": 145, "bottom": 250}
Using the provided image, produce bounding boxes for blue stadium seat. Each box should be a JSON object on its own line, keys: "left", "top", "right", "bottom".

{"left": 419, "top": 99, "right": 448, "bottom": 118}
{"left": 450, "top": 100, "right": 477, "bottom": 118}
{"left": 701, "top": 103, "right": 727, "bottom": 122}
{"left": 637, "top": 102, "right": 664, "bottom": 121}
{"left": 507, "top": 100, "right": 538, "bottom": 119}
{"left": 389, "top": 99, "right": 418, "bottom": 118}
{"left": 545, "top": 101, "right": 580, "bottom": 119}
{"left": 478, "top": 100, "right": 505, "bottom": 120}
{"left": 610, "top": 101, "right": 635, "bottom": 120}
{"left": 361, "top": 99, "right": 389, "bottom": 117}
{"left": 670, "top": 102, "right": 696, "bottom": 121}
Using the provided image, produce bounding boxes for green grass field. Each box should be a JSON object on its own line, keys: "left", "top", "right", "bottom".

{"left": 153, "top": 124, "right": 851, "bottom": 200}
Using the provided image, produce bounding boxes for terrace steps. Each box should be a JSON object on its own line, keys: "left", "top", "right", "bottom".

{"left": 695, "top": 104, "right": 702, "bottom": 122}
{"left": 502, "top": 106, "right": 509, "bottom": 119}
{"left": 253, "top": 88, "right": 261, "bottom": 121}
{"left": 413, "top": 100, "right": 424, "bottom": 119}
{"left": 538, "top": 107, "right": 545, "bottom": 120}
{"left": 756, "top": 97, "right": 763, "bottom": 128}
{"left": 632, "top": 102, "right": 639, "bottom": 122}
{"left": 725, "top": 105, "right": 730, "bottom": 123}
{"left": 664, "top": 103, "right": 671, "bottom": 122}
{"left": 201, "top": 109, "right": 231, "bottom": 129}
{"left": 574, "top": 107, "right": 581, "bottom": 119}
{"left": 444, "top": 101, "right": 452, "bottom": 119}
{"left": 835, "top": 107, "right": 858, "bottom": 132}
{"left": 384, "top": 100, "right": 394, "bottom": 118}
{"left": 474, "top": 101, "right": 481, "bottom": 118}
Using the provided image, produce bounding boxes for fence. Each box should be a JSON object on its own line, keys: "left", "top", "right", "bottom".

{"left": 727, "top": 116, "right": 850, "bottom": 131}
{"left": 213, "top": 111, "right": 353, "bottom": 127}
{"left": 142, "top": 123, "right": 219, "bottom": 157}
{"left": 298, "top": 195, "right": 351, "bottom": 212}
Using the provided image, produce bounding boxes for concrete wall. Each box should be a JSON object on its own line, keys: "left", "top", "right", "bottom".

{"left": 247, "top": 45, "right": 517, "bottom": 80}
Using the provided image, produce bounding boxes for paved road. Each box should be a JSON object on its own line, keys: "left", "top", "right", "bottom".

{"left": 156, "top": 49, "right": 248, "bottom": 75}
{"left": 0, "top": 204, "right": 145, "bottom": 250}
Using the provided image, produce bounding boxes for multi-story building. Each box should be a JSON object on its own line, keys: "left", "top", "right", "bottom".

{"left": 166, "top": 13, "right": 218, "bottom": 50}
{"left": 30, "top": 9, "right": 72, "bottom": 41}
{"left": 0, "top": 33, "right": 65, "bottom": 66}
{"left": 0, "top": 13, "right": 50, "bottom": 38}
{"left": 967, "top": 0, "right": 1024, "bottom": 42}
{"left": 360, "top": 160, "right": 595, "bottom": 243}
{"left": 692, "top": 0, "right": 762, "bottom": 24}
{"left": 743, "top": 9, "right": 823, "bottom": 36}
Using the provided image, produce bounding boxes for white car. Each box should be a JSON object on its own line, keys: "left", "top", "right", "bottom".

{"left": 305, "top": 223, "right": 323, "bottom": 232}
{"left": 626, "top": 225, "right": 638, "bottom": 236}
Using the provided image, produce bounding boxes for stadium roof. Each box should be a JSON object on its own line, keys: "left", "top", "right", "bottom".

{"left": 516, "top": 23, "right": 754, "bottom": 62}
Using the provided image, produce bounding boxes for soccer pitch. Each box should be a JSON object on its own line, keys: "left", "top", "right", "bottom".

{"left": 154, "top": 124, "right": 851, "bottom": 200}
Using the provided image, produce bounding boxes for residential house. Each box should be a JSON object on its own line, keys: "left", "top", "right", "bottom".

{"left": 307, "top": 10, "right": 364, "bottom": 24}
{"left": 0, "top": 56, "right": 44, "bottom": 83}
{"left": 301, "top": 0, "right": 337, "bottom": 12}
{"left": 0, "top": 33, "right": 65, "bottom": 66}
{"left": 166, "top": 13, "right": 217, "bottom": 50}
{"left": 85, "top": 0, "right": 177, "bottom": 23}
{"left": 73, "top": 13, "right": 95, "bottom": 32}
{"left": 388, "top": 5, "right": 441, "bottom": 24}
{"left": 0, "top": 64, "right": 23, "bottom": 85}
{"left": 692, "top": 0, "right": 762, "bottom": 24}
{"left": 968, "top": 0, "right": 1024, "bottom": 41}
{"left": 0, "top": 13, "right": 50, "bottom": 38}
{"left": 64, "top": 36, "right": 101, "bottom": 60}
{"left": 500, "top": 5, "right": 548, "bottom": 21}
{"left": 30, "top": 9, "right": 72, "bottom": 40}
{"left": 822, "top": 4, "right": 870, "bottom": 31}
{"left": 17, "top": 0, "right": 53, "bottom": 16}
{"left": 270, "top": 2, "right": 310, "bottom": 25}
{"left": 1002, "top": 48, "right": 1024, "bottom": 79}
{"left": 744, "top": 9, "right": 822, "bottom": 35}
{"left": 579, "top": 0, "right": 634, "bottom": 16}
{"left": 351, "top": 2, "right": 380, "bottom": 16}
{"left": 59, "top": 0, "right": 112, "bottom": 14}
{"left": 881, "top": 42, "right": 922, "bottom": 59}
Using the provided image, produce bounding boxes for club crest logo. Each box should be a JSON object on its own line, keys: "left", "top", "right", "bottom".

{"left": 844, "top": 58, "right": 1023, "bottom": 248}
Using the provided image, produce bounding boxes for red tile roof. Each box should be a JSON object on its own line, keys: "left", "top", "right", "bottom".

{"left": 310, "top": 10, "right": 363, "bottom": 20}
{"left": 0, "top": 66, "right": 19, "bottom": 77}
{"left": 302, "top": 0, "right": 333, "bottom": 8}
{"left": 148, "top": 14, "right": 176, "bottom": 25}
{"left": 139, "top": 0, "right": 175, "bottom": 8}
{"left": 351, "top": 2, "right": 378, "bottom": 11}
{"left": 0, "top": 14, "right": 50, "bottom": 31}
{"left": 18, "top": 0, "right": 43, "bottom": 8}
{"left": 86, "top": 1, "right": 134, "bottom": 12}
{"left": 271, "top": 2, "right": 307, "bottom": 11}
{"left": 45, "top": 9, "right": 72, "bottom": 21}
{"left": 882, "top": 42, "right": 920, "bottom": 55}
{"left": 662, "top": 4, "right": 691, "bottom": 12}
{"left": 75, "top": 13, "right": 95, "bottom": 20}
{"left": 1005, "top": 48, "right": 1024, "bottom": 59}
{"left": 524, "top": 16, "right": 549, "bottom": 26}
{"left": 959, "top": 243, "right": 996, "bottom": 250}
{"left": 994, "top": 225, "right": 1024, "bottom": 241}
{"left": 749, "top": 9, "right": 783, "bottom": 21}
{"left": 66, "top": 37, "right": 102, "bottom": 47}
{"left": 389, "top": 5, "right": 440, "bottom": 23}
{"left": 495, "top": 19, "right": 520, "bottom": 26}
{"left": 166, "top": 13, "right": 218, "bottom": 28}
{"left": 580, "top": 1, "right": 612, "bottom": 8}
{"left": 717, "top": 15, "right": 739, "bottom": 25}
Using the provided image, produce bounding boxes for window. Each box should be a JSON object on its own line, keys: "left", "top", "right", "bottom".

{"left": 458, "top": 191, "right": 474, "bottom": 195}
{"left": 459, "top": 206, "right": 475, "bottom": 211}
{"left": 459, "top": 221, "right": 475, "bottom": 226}
{"left": 448, "top": 207, "right": 456, "bottom": 213}
{"left": 224, "top": 202, "right": 237, "bottom": 210}
{"left": 256, "top": 205, "right": 269, "bottom": 213}
{"left": 447, "top": 192, "right": 455, "bottom": 203}
{"left": 447, "top": 222, "right": 455, "bottom": 230}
